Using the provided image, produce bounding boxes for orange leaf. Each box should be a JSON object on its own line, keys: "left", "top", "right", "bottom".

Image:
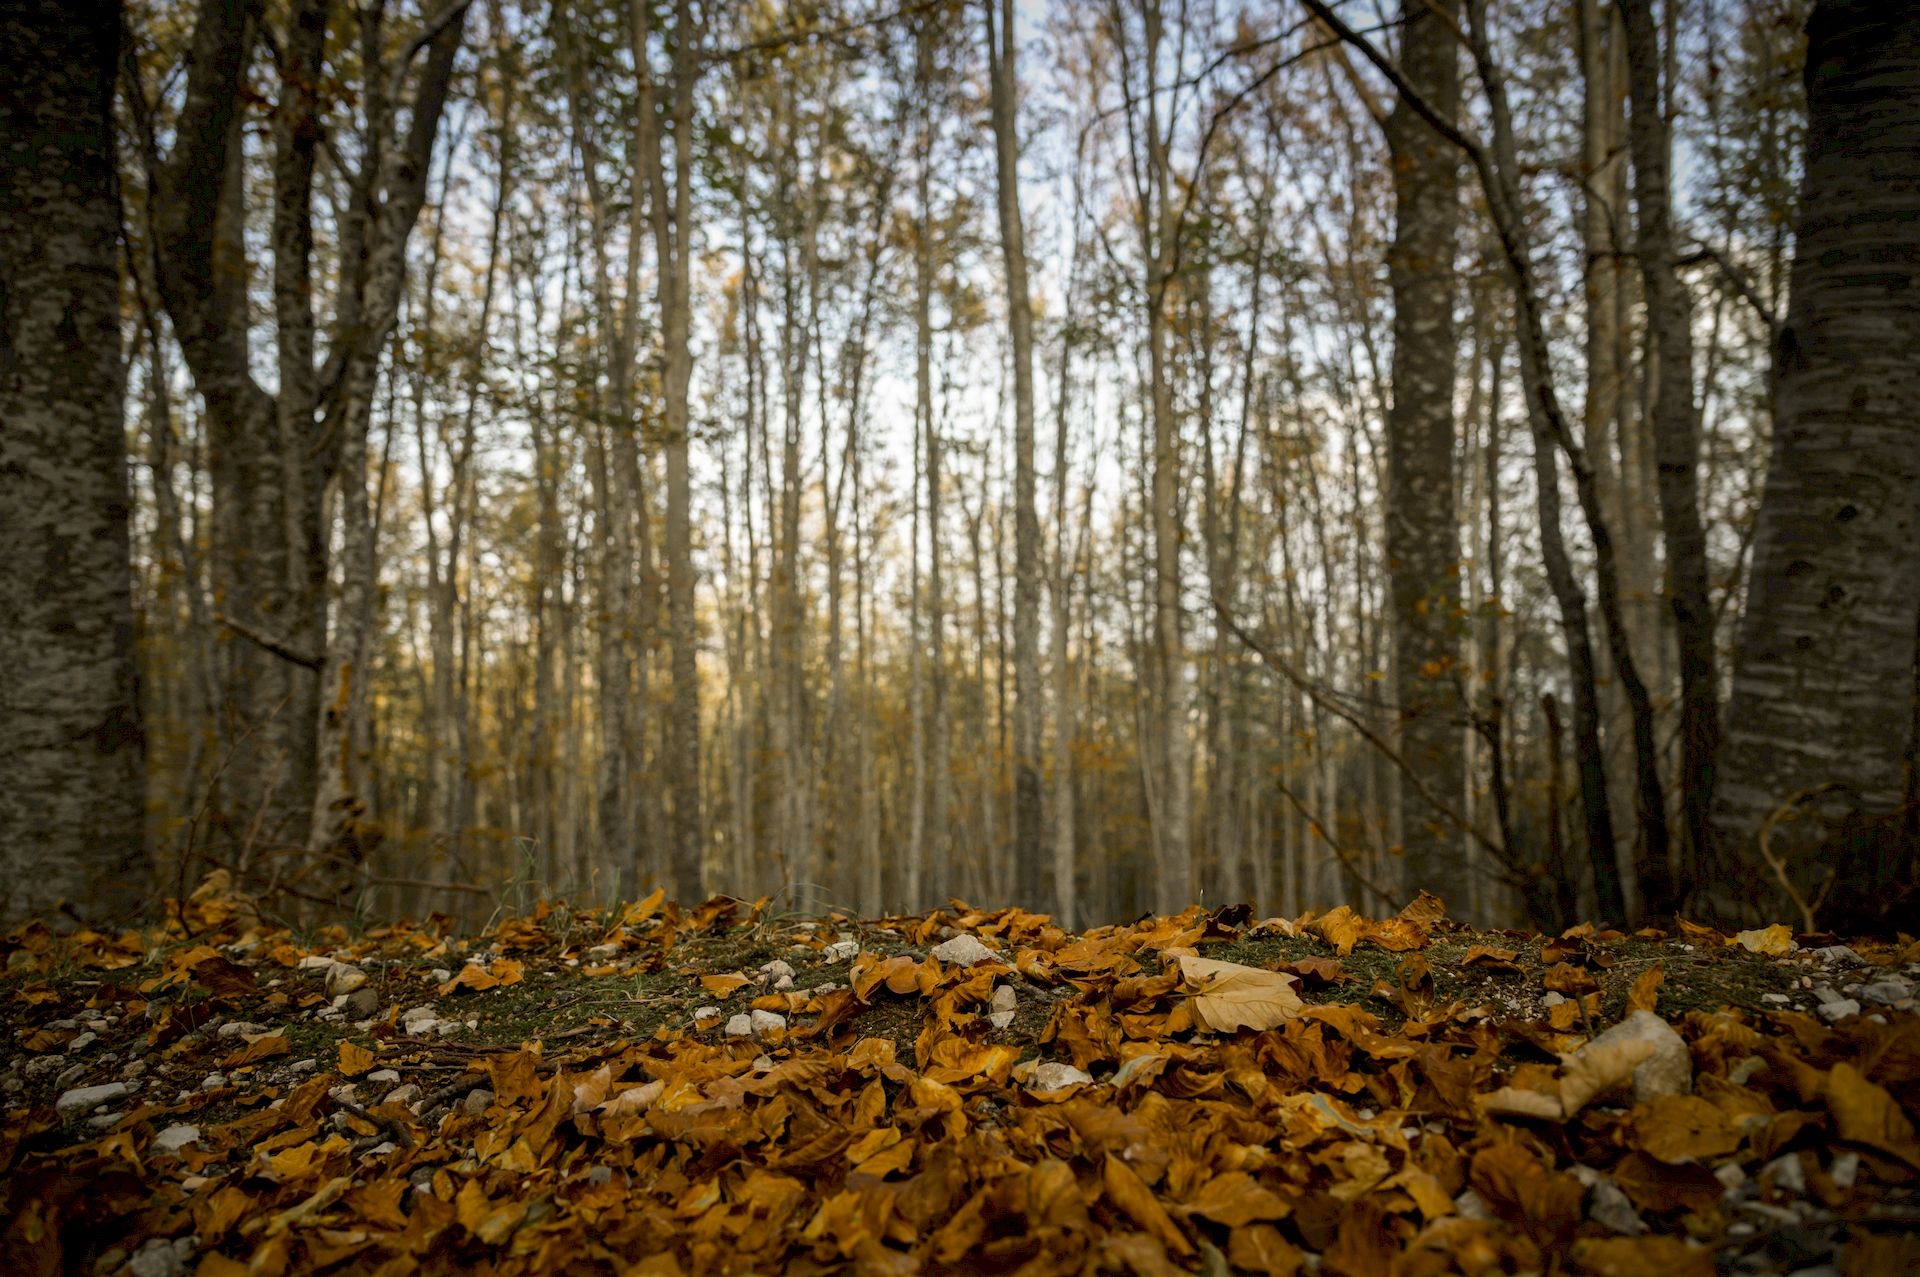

{"left": 1102, "top": 1154, "right": 1193, "bottom": 1258}
{"left": 1826, "top": 1062, "right": 1920, "bottom": 1173}
{"left": 1627, "top": 964, "right": 1666, "bottom": 1013}
{"left": 1634, "top": 1095, "right": 1741, "bottom": 1164}
{"left": 699, "top": 973, "right": 751, "bottom": 999}
{"left": 337, "top": 1041, "right": 374, "bottom": 1078}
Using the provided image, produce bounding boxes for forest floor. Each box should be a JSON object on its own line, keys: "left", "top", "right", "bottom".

{"left": 3, "top": 877, "right": 1918, "bottom": 1276}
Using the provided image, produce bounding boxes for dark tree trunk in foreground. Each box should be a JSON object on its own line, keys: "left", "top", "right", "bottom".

{"left": 1715, "top": 0, "right": 1920, "bottom": 922}
{"left": 0, "top": 0, "right": 150, "bottom": 924}
{"left": 1385, "top": 0, "right": 1466, "bottom": 911}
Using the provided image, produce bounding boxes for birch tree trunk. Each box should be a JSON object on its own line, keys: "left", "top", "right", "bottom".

{"left": 0, "top": 0, "right": 150, "bottom": 924}
{"left": 1715, "top": 0, "right": 1920, "bottom": 920}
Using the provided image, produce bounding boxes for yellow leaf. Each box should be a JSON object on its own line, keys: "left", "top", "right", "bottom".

{"left": 699, "top": 973, "right": 751, "bottom": 999}
{"left": 1102, "top": 1154, "right": 1193, "bottom": 1258}
{"left": 1634, "top": 1095, "right": 1741, "bottom": 1164}
{"left": 1627, "top": 964, "right": 1666, "bottom": 1013}
{"left": 1826, "top": 1062, "right": 1920, "bottom": 1172}
{"left": 337, "top": 1041, "right": 374, "bottom": 1078}
{"left": 1183, "top": 1171, "right": 1291, "bottom": 1227}
{"left": 1177, "top": 954, "right": 1304, "bottom": 1032}
{"left": 1734, "top": 924, "right": 1794, "bottom": 956}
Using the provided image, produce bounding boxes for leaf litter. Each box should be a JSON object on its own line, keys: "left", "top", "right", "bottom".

{"left": 2, "top": 877, "right": 1918, "bottom": 1276}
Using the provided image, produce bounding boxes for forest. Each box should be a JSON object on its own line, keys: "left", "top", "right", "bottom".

{"left": 3, "top": 0, "right": 1918, "bottom": 936}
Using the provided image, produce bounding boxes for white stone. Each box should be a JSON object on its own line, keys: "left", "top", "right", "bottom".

{"left": 367, "top": 1069, "right": 400, "bottom": 1084}
{"left": 1571, "top": 1166, "right": 1645, "bottom": 1235}
{"left": 153, "top": 1124, "right": 200, "bottom": 1152}
{"left": 1453, "top": 1189, "right": 1494, "bottom": 1221}
{"left": 1026, "top": 1062, "right": 1094, "bottom": 1092}
{"left": 128, "top": 1236, "right": 196, "bottom": 1277}
{"left": 55, "top": 1081, "right": 129, "bottom": 1118}
{"left": 216, "top": 1022, "right": 267, "bottom": 1039}
{"left": 989, "top": 984, "right": 1018, "bottom": 1029}
{"left": 761, "top": 959, "right": 796, "bottom": 982}
{"left": 1858, "top": 977, "right": 1913, "bottom": 1005}
{"left": 1830, "top": 1152, "right": 1859, "bottom": 1189}
{"left": 822, "top": 940, "right": 859, "bottom": 963}
{"left": 297, "top": 956, "right": 336, "bottom": 971}
{"left": 725, "top": 1013, "right": 754, "bottom": 1038}
{"left": 67, "top": 1032, "right": 97, "bottom": 1053}
{"left": 1575, "top": 1010, "right": 1692, "bottom": 1101}
{"left": 430, "top": 969, "right": 452, "bottom": 983}
{"left": 931, "top": 935, "right": 998, "bottom": 967}
{"left": 1763, "top": 1154, "right": 1805, "bottom": 1194}
{"left": 750, "top": 1009, "right": 787, "bottom": 1037}
{"left": 385, "top": 1084, "right": 422, "bottom": 1108}
{"left": 201, "top": 1073, "right": 226, "bottom": 1091}
{"left": 326, "top": 964, "right": 369, "bottom": 997}
{"left": 1817, "top": 999, "right": 1860, "bottom": 1022}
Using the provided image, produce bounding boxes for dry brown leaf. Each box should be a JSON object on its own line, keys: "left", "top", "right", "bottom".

{"left": 1176, "top": 954, "right": 1304, "bottom": 1032}
{"left": 1558, "top": 1038, "right": 1657, "bottom": 1116}
{"left": 1181, "top": 1171, "right": 1290, "bottom": 1227}
{"left": 336, "top": 1040, "right": 374, "bottom": 1078}
{"left": 698, "top": 972, "right": 751, "bottom": 999}
{"left": 1733, "top": 924, "right": 1794, "bottom": 956}
{"left": 1627, "top": 964, "right": 1666, "bottom": 1013}
{"left": 1634, "top": 1094, "right": 1741, "bottom": 1164}
{"left": 1570, "top": 1236, "right": 1716, "bottom": 1277}
{"left": 1102, "top": 1154, "right": 1194, "bottom": 1258}
{"left": 1826, "top": 1062, "right": 1920, "bottom": 1171}
{"left": 1462, "top": 944, "right": 1522, "bottom": 972}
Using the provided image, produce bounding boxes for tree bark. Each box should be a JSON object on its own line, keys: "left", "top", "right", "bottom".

{"left": 1620, "top": 0, "right": 1714, "bottom": 917}
{"left": 985, "top": 0, "right": 1045, "bottom": 910}
{"left": 0, "top": 0, "right": 150, "bottom": 924}
{"left": 1384, "top": 0, "right": 1467, "bottom": 912}
{"left": 1715, "top": 0, "right": 1920, "bottom": 920}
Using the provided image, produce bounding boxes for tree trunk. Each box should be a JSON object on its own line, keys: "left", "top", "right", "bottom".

{"left": 1714, "top": 0, "right": 1920, "bottom": 921}
{"left": 0, "top": 0, "right": 150, "bottom": 924}
{"left": 1384, "top": 0, "right": 1467, "bottom": 912}
{"left": 984, "top": 0, "right": 1045, "bottom": 909}
{"left": 1620, "top": 0, "right": 1714, "bottom": 917}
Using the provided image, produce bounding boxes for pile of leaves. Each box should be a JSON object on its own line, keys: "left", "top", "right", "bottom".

{"left": 4, "top": 876, "right": 1918, "bottom": 1276}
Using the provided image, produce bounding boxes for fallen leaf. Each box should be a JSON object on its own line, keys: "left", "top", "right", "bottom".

{"left": 699, "top": 973, "right": 751, "bottom": 999}
{"left": 1734, "top": 924, "right": 1794, "bottom": 956}
{"left": 1177, "top": 954, "right": 1303, "bottom": 1032}
{"left": 1825, "top": 1062, "right": 1920, "bottom": 1173}
{"left": 1181, "top": 1171, "right": 1291, "bottom": 1227}
{"left": 1627, "top": 964, "right": 1666, "bottom": 1013}
{"left": 1462, "top": 944, "right": 1522, "bottom": 972}
{"left": 1634, "top": 1095, "right": 1741, "bottom": 1164}
{"left": 337, "top": 1041, "right": 374, "bottom": 1078}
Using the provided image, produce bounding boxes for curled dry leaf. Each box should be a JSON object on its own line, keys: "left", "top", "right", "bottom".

{"left": 1176, "top": 953, "right": 1304, "bottom": 1032}
{"left": 1733, "top": 924, "right": 1794, "bottom": 956}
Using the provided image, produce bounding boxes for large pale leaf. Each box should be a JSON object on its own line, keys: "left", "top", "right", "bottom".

{"left": 1177, "top": 954, "right": 1304, "bottom": 1032}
